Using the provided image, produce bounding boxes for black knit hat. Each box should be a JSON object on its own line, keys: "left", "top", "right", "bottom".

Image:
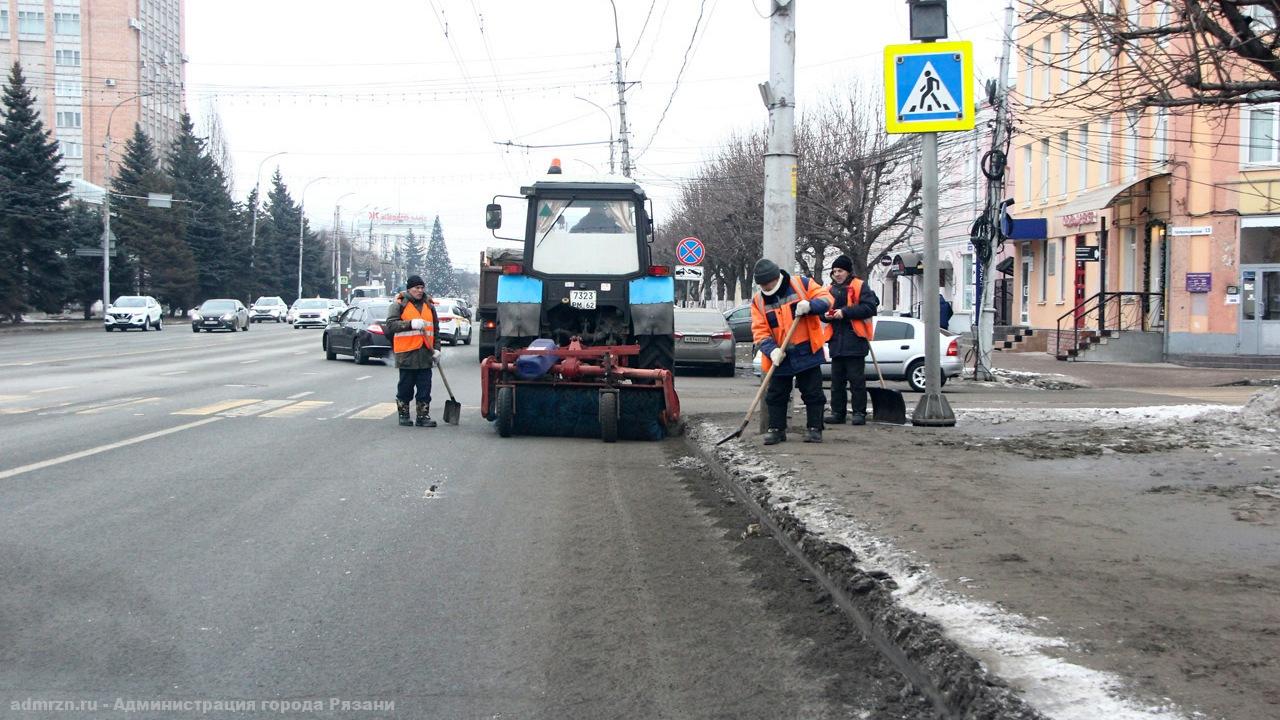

{"left": 831, "top": 255, "right": 853, "bottom": 273}
{"left": 406, "top": 275, "right": 425, "bottom": 289}
{"left": 753, "top": 258, "right": 781, "bottom": 285}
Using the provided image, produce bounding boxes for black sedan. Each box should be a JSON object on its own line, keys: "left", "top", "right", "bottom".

{"left": 192, "top": 299, "right": 250, "bottom": 332}
{"left": 323, "top": 302, "right": 393, "bottom": 364}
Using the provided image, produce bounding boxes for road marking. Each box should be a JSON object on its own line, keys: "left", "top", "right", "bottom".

{"left": 287, "top": 391, "right": 314, "bottom": 399}
{"left": 293, "top": 351, "right": 307, "bottom": 355}
{"left": 32, "top": 385, "right": 76, "bottom": 394}
{"left": 239, "top": 359, "right": 259, "bottom": 365}
{"left": 260, "top": 400, "right": 332, "bottom": 418}
{"left": 77, "top": 397, "right": 161, "bottom": 415}
{"left": 174, "top": 399, "right": 261, "bottom": 416}
{"left": 221, "top": 399, "right": 293, "bottom": 417}
{"left": 0, "top": 394, "right": 27, "bottom": 402}
{"left": 355, "top": 375, "right": 371, "bottom": 381}
{"left": 0, "top": 417, "right": 221, "bottom": 481}
{"left": 160, "top": 370, "right": 187, "bottom": 376}
{"left": 351, "top": 402, "right": 397, "bottom": 420}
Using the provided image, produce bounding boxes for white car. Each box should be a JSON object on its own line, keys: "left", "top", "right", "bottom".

{"left": 292, "top": 298, "right": 336, "bottom": 329}
{"left": 104, "top": 295, "right": 163, "bottom": 332}
{"left": 752, "top": 315, "right": 961, "bottom": 392}
{"left": 433, "top": 300, "right": 473, "bottom": 345}
{"left": 250, "top": 296, "right": 288, "bottom": 323}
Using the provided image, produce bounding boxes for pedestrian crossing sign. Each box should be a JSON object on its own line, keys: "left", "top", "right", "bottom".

{"left": 884, "top": 41, "right": 974, "bottom": 134}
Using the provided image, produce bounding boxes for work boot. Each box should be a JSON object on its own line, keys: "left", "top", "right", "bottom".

{"left": 762, "top": 428, "right": 787, "bottom": 446}
{"left": 397, "top": 400, "right": 412, "bottom": 427}
{"left": 803, "top": 427, "right": 823, "bottom": 443}
{"left": 850, "top": 413, "right": 867, "bottom": 426}
{"left": 824, "top": 412, "right": 846, "bottom": 425}
{"left": 415, "top": 401, "right": 437, "bottom": 428}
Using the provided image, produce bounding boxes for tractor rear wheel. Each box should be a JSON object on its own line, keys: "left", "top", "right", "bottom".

{"left": 636, "top": 334, "right": 674, "bottom": 373}
{"left": 496, "top": 386, "right": 514, "bottom": 438}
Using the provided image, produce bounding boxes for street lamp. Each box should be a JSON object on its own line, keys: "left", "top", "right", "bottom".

{"left": 333, "top": 192, "right": 357, "bottom": 297}
{"left": 297, "top": 176, "right": 329, "bottom": 302}
{"left": 250, "top": 151, "right": 288, "bottom": 274}
{"left": 100, "top": 91, "right": 153, "bottom": 316}
{"left": 575, "top": 96, "right": 615, "bottom": 174}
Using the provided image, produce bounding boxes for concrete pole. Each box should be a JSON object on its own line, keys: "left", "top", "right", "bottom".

{"left": 101, "top": 134, "right": 112, "bottom": 317}
{"left": 298, "top": 177, "right": 328, "bottom": 302}
{"left": 912, "top": 131, "right": 956, "bottom": 426}
{"left": 975, "top": 0, "right": 1016, "bottom": 381}
{"left": 762, "top": 0, "right": 796, "bottom": 271}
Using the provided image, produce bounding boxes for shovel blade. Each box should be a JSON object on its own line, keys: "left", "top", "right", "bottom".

{"left": 443, "top": 399, "right": 462, "bottom": 425}
{"left": 867, "top": 387, "right": 907, "bottom": 425}
{"left": 715, "top": 421, "right": 748, "bottom": 446}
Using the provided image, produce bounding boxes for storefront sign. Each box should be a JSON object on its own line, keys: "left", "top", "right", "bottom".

{"left": 1185, "top": 272, "right": 1212, "bottom": 293}
{"left": 1075, "top": 245, "right": 1100, "bottom": 261}
{"left": 1061, "top": 211, "right": 1098, "bottom": 228}
{"left": 1169, "top": 225, "right": 1213, "bottom": 237}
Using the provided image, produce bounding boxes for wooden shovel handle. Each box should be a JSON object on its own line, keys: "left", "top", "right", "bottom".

{"left": 741, "top": 313, "right": 805, "bottom": 424}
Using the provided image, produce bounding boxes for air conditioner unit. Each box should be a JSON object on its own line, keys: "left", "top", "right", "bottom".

{"left": 104, "top": 78, "right": 117, "bottom": 87}
{"left": 128, "top": 17, "right": 141, "bottom": 30}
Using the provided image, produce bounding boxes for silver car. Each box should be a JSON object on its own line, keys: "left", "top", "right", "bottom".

{"left": 674, "top": 308, "right": 736, "bottom": 376}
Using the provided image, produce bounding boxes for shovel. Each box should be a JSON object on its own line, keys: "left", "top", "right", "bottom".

{"left": 865, "top": 341, "right": 907, "bottom": 425}
{"left": 717, "top": 315, "right": 804, "bottom": 446}
{"left": 433, "top": 355, "right": 462, "bottom": 425}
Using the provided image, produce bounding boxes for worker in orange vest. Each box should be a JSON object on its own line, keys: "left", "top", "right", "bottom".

{"left": 384, "top": 275, "right": 441, "bottom": 427}
{"left": 821, "top": 254, "right": 879, "bottom": 426}
{"left": 750, "top": 258, "right": 834, "bottom": 445}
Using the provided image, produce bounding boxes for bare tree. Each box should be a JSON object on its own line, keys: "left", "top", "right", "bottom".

{"left": 198, "top": 100, "right": 235, "bottom": 190}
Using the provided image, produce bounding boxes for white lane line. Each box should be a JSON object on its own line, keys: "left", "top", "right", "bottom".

{"left": 293, "top": 351, "right": 307, "bottom": 356}
{"left": 239, "top": 359, "right": 259, "bottom": 365}
{"left": 32, "top": 385, "right": 77, "bottom": 394}
{"left": 0, "top": 417, "right": 221, "bottom": 481}
{"left": 221, "top": 399, "right": 293, "bottom": 417}
{"left": 287, "top": 391, "right": 314, "bottom": 399}
{"left": 77, "top": 397, "right": 161, "bottom": 415}
{"left": 160, "top": 370, "right": 187, "bottom": 376}
{"left": 355, "top": 375, "right": 372, "bottom": 381}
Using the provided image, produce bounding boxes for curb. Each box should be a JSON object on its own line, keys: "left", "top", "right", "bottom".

{"left": 680, "top": 420, "right": 1045, "bottom": 720}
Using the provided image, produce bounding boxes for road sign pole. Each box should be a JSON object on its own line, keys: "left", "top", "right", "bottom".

{"left": 912, "top": 130, "right": 955, "bottom": 426}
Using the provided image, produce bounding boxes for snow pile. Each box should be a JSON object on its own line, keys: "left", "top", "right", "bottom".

{"left": 1238, "top": 386, "right": 1280, "bottom": 425}
{"left": 960, "top": 368, "right": 1085, "bottom": 391}
{"left": 958, "top": 404, "right": 1226, "bottom": 427}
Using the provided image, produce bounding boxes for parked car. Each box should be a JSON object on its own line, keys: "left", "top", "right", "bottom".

{"left": 433, "top": 300, "right": 473, "bottom": 345}
{"left": 674, "top": 308, "right": 736, "bottom": 376}
{"left": 752, "top": 316, "right": 960, "bottom": 392}
{"left": 249, "top": 296, "right": 288, "bottom": 323}
{"left": 323, "top": 301, "right": 393, "bottom": 364}
{"left": 434, "top": 296, "right": 473, "bottom": 313}
{"left": 104, "top": 295, "right": 163, "bottom": 332}
{"left": 292, "top": 298, "right": 335, "bottom": 329}
{"left": 192, "top": 299, "right": 249, "bottom": 332}
{"left": 723, "top": 304, "right": 754, "bottom": 343}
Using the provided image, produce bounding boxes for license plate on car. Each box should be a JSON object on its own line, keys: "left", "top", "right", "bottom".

{"left": 683, "top": 335, "right": 710, "bottom": 343}
{"left": 569, "top": 290, "right": 597, "bottom": 310}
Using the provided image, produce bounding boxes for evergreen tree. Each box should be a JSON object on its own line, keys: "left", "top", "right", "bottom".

{"left": 257, "top": 172, "right": 324, "bottom": 301}
{"left": 168, "top": 112, "right": 238, "bottom": 304}
{"left": 62, "top": 201, "right": 130, "bottom": 318}
{"left": 0, "top": 62, "right": 70, "bottom": 319}
{"left": 401, "top": 228, "right": 423, "bottom": 282}
{"left": 112, "top": 125, "right": 196, "bottom": 310}
{"left": 423, "top": 215, "right": 459, "bottom": 296}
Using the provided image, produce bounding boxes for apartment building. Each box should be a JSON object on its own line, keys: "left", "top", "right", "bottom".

{"left": 1, "top": 0, "right": 185, "bottom": 185}
{"left": 1008, "top": 1, "right": 1280, "bottom": 360}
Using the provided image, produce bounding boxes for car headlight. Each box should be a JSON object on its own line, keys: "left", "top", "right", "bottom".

{"left": 222, "top": 313, "right": 235, "bottom": 321}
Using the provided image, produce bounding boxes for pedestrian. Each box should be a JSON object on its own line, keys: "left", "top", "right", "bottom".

{"left": 821, "top": 255, "right": 879, "bottom": 426}
{"left": 939, "top": 292, "right": 954, "bottom": 330}
{"left": 385, "top": 275, "right": 441, "bottom": 427}
{"left": 750, "top": 258, "right": 834, "bottom": 445}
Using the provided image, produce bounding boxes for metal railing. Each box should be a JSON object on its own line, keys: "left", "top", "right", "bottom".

{"left": 1054, "top": 291, "right": 1164, "bottom": 357}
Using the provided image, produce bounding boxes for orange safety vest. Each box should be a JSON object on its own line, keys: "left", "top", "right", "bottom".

{"left": 392, "top": 300, "right": 437, "bottom": 353}
{"left": 841, "top": 278, "right": 874, "bottom": 340}
{"left": 752, "top": 275, "right": 834, "bottom": 373}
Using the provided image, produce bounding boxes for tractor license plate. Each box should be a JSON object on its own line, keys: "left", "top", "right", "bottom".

{"left": 683, "top": 335, "right": 710, "bottom": 343}
{"left": 569, "top": 290, "right": 597, "bottom": 310}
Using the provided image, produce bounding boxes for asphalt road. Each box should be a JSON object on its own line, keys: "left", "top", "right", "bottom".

{"left": 0, "top": 323, "right": 924, "bottom": 718}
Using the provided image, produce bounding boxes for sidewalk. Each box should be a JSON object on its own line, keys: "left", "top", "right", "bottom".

{"left": 679, "top": 368, "right": 1280, "bottom": 719}
{"left": 990, "top": 351, "right": 1280, "bottom": 388}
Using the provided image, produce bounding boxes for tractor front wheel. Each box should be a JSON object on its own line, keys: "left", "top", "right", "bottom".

{"left": 496, "top": 386, "right": 514, "bottom": 438}
{"left": 598, "top": 391, "right": 618, "bottom": 443}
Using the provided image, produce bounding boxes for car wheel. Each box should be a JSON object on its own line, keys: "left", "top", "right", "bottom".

{"left": 353, "top": 339, "right": 368, "bottom": 365}
{"left": 192, "top": 326, "right": 198, "bottom": 333}
{"left": 141, "top": 319, "right": 149, "bottom": 332}
{"left": 906, "top": 360, "right": 928, "bottom": 393}
{"left": 324, "top": 335, "right": 337, "bottom": 361}
{"left": 463, "top": 327, "right": 472, "bottom": 345}
{"left": 105, "top": 326, "right": 112, "bottom": 332}
{"left": 242, "top": 319, "right": 249, "bottom": 331}
{"left": 452, "top": 329, "right": 461, "bottom": 346}
{"left": 718, "top": 362, "right": 736, "bottom": 377}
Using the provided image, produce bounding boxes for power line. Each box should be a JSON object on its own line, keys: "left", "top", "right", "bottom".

{"left": 634, "top": 0, "right": 710, "bottom": 162}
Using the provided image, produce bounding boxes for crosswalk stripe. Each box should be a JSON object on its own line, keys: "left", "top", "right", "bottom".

{"left": 260, "top": 400, "right": 332, "bottom": 418}
{"left": 350, "top": 402, "right": 397, "bottom": 420}
{"left": 76, "top": 397, "right": 161, "bottom": 415}
{"left": 173, "top": 399, "right": 262, "bottom": 416}
{"left": 221, "top": 399, "right": 294, "bottom": 417}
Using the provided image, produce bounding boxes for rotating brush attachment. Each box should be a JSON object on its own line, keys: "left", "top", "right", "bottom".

{"left": 509, "top": 384, "right": 666, "bottom": 441}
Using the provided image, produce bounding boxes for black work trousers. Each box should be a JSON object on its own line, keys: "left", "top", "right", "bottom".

{"left": 397, "top": 368, "right": 433, "bottom": 405}
{"left": 829, "top": 356, "right": 868, "bottom": 418}
{"left": 765, "top": 364, "right": 825, "bottom": 431}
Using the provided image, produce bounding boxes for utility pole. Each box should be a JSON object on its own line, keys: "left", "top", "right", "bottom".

{"left": 974, "top": 0, "right": 1016, "bottom": 382}
{"left": 608, "top": 0, "right": 633, "bottom": 177}
{"left": 761, "top": 0, "right": 796, "bottom": 271}
{"left": 249, "top": 151, "right": 287, "bottom": 277}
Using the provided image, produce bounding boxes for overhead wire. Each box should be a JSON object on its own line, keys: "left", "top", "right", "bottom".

{"left": 634, "top": 0, "right": 711, "bottom": 162}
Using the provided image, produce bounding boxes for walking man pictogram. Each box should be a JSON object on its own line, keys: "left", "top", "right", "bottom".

{"left": 910, "top": 70, "right": 950, "bottom": 113}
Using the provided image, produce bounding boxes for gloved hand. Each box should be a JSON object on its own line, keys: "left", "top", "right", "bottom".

{"left": 794, "top": 300, "right": 811, "bottom": 316}
{"left": 769, "top": 347, "right": 785, "bottom": 366}
{"left": 410, "top": 318, "right": 425, "bottom": 330}
{"left": 432, "top": 348, "right": 442, "bottom": 360}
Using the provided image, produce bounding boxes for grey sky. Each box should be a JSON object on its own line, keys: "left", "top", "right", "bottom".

{"left": 185, "top": 0, "right": 1007, "bottom": 269}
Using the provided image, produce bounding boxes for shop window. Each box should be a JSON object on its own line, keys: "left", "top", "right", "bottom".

{"left": 963, "top": 254, "right": 975, "bottom": 310}
{"left": 1241, "top": 227, "right": 1280, "bottom": 264}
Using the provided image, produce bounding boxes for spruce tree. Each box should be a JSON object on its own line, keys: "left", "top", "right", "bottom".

{"left": 258, "top": 172, "right": 324, "bottom": 300}
{"left": 423, "top": 215, "right": 458, "bottom": 297}
{"left": 0, "top": 62, "right": 70, "bottom": 319}
{"left": 168, "top": 113, "right": 237, "bottom": 303}
{"left": 401, "top": 228, "right": 423, "bottom": 282}
{"left": 112, "top": 124, "right": 196, "bottom": 311}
